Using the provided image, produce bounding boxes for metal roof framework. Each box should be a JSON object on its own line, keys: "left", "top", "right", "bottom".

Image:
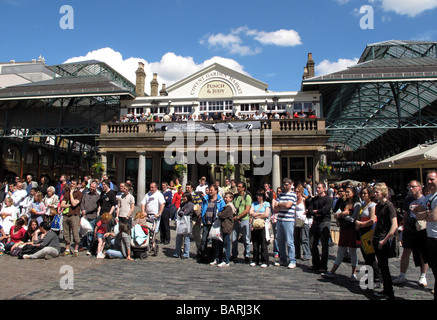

{"left": 0, "top": 60, "right": 135, "bottom": 160}
{"left": 302, "top": 40, "right": 437, "bottom": 162}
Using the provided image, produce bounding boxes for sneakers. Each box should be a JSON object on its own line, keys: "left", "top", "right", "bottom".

{"left": 72, "top": 251, "right": 79, "bottom": 257}
{"left": 321, "top": 271, "right": 335, "bottom": 279}
{"left": 22, "top": 254, "right": 31, "bottom": 259}
{"left": 350, "top": 274, "right": 358, "bottom": 282}
{"left": 287, "top": 262, "right": 296, "bottom": 269}
{"left": 260, "top": 264, "right": 268, "bottom": 268}
{"left": 209, "top": 260, "right": 218, "bottom": 266}
{"left": 96, "top": 252, "right": 105, "bottom": 259}
{"left": 61, "top": 250, "right": 71, "bottom": 256}
{"left": 419, "top": 275, "right": 428, "bottom": 287}
{"left": 392, "top": 276, "right": 407, "bottom": 285}
{"left": 374, "top": 290, "right": 395, "bottom": 300}
{"left": 217, "top": 262, "right": 230, "bottom": 267}
{"left": 250, "top": 262, "right": 257, "bottom": 267}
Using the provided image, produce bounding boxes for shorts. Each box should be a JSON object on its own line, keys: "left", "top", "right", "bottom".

{"left": 97, "top": 232, "right": 105, "bottom": 239}
{"left": 402, "top": 229, "right": 428, "bottom": 266}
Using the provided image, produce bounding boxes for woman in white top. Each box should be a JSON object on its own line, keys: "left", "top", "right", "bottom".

{"left": 43, "top": 186, "right": 59, "bottom": 222}
{"left": 294, "top": 184, "right": 311, "bottom": 260}
{"left": 355, "top": 186, "right": 379, "bottom": 283}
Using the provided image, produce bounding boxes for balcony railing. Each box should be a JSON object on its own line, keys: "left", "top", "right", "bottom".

{"left": 102, "top": 118, "right": 325, "bottom": 135}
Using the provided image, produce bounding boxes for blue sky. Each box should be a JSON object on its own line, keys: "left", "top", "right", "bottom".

{"left": 1, "top": 0, "right": 437, "bottom": 92}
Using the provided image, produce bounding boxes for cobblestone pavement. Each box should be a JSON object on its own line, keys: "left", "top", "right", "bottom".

{"left": 1, "top": 222, "right": 434, "bottom": 302}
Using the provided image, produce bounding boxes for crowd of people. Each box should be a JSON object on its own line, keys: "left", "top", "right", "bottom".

{"left": 1, "top": 171, "right": 437, "bottom": 301}
{"left": 114, "top": 109, "right": 317, "bottom": 123}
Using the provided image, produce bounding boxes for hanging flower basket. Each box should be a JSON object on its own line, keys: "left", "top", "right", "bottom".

{"left": 223, "top": 163, "right": 235, "bottom": 177}
{"left": 317, "top": 162, "right": 332, "bottom": 177}
{"left": 91, "top": 160, "right": 105, "bottom": 178}
{"left": 174, "top": 164, "right": 187, "bottom": 178}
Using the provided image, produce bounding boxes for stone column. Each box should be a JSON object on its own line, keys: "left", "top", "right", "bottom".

{"left": 100, "top": 152, "right": 107, "bottom": 176}
{"left": 229, "top": 153, "right": 235, "bottom": 180}
{"left": 137, "top": 151, "right": 146, "bottom": 206}
{"left": 180, "top": 154, "right": 188, "bottom": 190}
{"left": 272, "top": 151, "right": 281, "bottom": 192}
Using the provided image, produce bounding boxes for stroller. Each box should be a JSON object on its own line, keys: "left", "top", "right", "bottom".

{"left": 131, "top": 216, "right": 159, "bottom": 259}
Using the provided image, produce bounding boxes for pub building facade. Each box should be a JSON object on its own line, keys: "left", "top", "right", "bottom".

{"left": 99, "top": 56, "right": 330, "bottom": 204}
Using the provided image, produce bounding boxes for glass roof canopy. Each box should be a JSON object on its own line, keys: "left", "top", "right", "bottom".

{"left": 46, "top": 60, "right": 136, "bottom": 94}
{"left": 302, "top": 40, "right": 437, "bottom": 162}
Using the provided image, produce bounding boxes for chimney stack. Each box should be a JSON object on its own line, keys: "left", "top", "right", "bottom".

{"left": 150, "top": 73, "right": 159, "bottom": 96}
{"left": 304, "top": 53, "right": 315, "bottom": 79}
{"left": 160, "top": 83, "right": 168, "bottom": 96}
{"left": 135, "top": 62, "right": 146, "bottom": 97}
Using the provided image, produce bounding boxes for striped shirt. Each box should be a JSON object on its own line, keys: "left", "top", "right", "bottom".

{"left": 276, "top": 191, "right": 297, "bottom": 222}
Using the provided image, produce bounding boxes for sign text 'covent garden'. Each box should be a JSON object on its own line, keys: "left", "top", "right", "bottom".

{"left": 190, "top": 71, "right": 243, "bottom": 96}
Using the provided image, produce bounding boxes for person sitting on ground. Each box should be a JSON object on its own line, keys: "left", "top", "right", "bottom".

{"left": 23, "top": 222, "right": 61, "bottom": 260}
{"left": 4, "top": 218, "right": 26, "bottom": 253}
{"left": 104, "top": 222, "right": 133, "bottom": 260}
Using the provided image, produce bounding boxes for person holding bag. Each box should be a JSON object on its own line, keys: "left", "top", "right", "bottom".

{"left": 174, "top": 192, "right": 194, "bottom": 259}
{"left": 199, "top": 185, "right": 224, "bottom": 264}
{"left": 355, "top": 186, "right": 380, "bottom": 286}
{"left": 249, "top": 190, "right": 271, "bottom": 268}
{"left": 322, "top": 186, "right": 361, "bottom": 281}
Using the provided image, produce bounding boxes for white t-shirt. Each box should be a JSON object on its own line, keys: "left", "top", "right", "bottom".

{"left": 118, "top": 193, "right": 135, "bottom": 218}
{"left": 425, "top": 192, "right": 437, "bottom": 238}
{"left": 141, "top": 191, "right": 165, "bottom": 216}
{"left": 195, "top": 184, "right": 207, "bottom": 195}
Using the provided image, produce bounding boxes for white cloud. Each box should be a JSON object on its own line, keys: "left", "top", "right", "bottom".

{"left": 315, "top": 57, "right": 359, "bottom": 76}
{"left": 372, "top": 0, "right": 437, "bottom": 17}
{"left": 201, "top": 26, "right": 302, "bottom": 56}
{"left": 63, "top": 48, "right": 247, "bottom": 94}
{"left": 253, "top": 29, "right": 302, "bottom": 47}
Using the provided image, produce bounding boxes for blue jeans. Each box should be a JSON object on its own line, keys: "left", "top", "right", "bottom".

{"left": 216, "top": 233, "right": 231, "bottom": 263}
{"left": 175, "top": 234, "right": 191, "bottom": 258}
{"left": 232, "top": 219, "right": 251, "bottom": 258}
{"left": 276, "top": 220, "right": 296, "bottom": 264}
{"left": 105, "top": 239, "right": 124, "bottom": 259}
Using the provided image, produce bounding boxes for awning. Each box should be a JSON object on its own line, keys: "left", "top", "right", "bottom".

{"left": 372, "top": 145, "right": 423, "bottom": 169}
{"left": 372, "top": 142, "right": 437, "bottom": 184}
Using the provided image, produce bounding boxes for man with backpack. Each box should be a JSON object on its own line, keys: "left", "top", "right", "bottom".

{"left": 231, "top": 182, "right": 252, "bottom": 263}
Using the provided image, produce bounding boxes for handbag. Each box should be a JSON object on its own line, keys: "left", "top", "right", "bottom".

{"left": 360, "top": 227, "right": 375, "bottom": 255}
{"left": 388, "top": 237, "right": 400, "bottom": 259}
{"left": 208, "top": 219, "right": 223, "bottom": 241}
{"left": 251, "top": 202, "right": 267, "bottom": 230}
{"left": 51, "top": 214, "right": 62, "bottom": 231}
{"left": 176, "top": 214, "right": 192, "bottom": 235}
{"left": 79, "top": 217, "right": 93, "bottom": 236}
{"left": 252, "top": 218, "right": 265, "bottom": 230}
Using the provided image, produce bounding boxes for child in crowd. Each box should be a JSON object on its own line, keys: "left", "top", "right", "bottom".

{"left": 216, "top": 192, "right": 236, "bottom": 267}
{"left": 95, "top": 212, "right": 112, "bottom": 258}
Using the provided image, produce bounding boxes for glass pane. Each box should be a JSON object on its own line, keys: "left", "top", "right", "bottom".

{"left": 289, "top": 157, "right": 305, "bottom": 170}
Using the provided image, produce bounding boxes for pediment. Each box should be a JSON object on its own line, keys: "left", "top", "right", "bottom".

{"left": 166, "top": 63, "right": 269, "bottom": 98}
